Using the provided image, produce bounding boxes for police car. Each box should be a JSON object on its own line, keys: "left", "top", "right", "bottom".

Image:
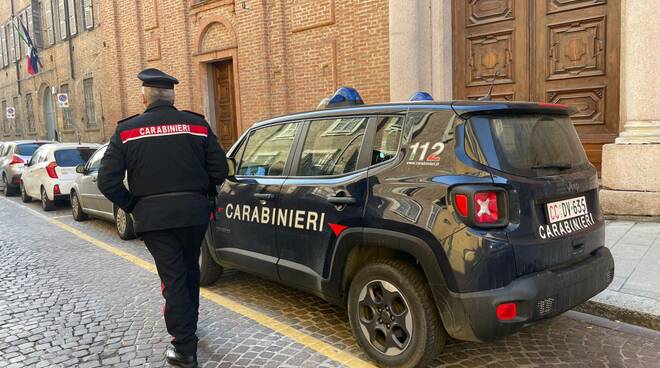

{"left": 200, "top": 88, "right": 614, "bottom": 367}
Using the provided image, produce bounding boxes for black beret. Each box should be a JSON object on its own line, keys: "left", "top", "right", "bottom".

{"left": 138, "top": 68, "right": 179, "bottom": 89}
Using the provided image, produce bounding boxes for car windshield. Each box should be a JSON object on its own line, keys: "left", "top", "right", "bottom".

{"left": 17, "top": 143, "right": 46, "bottom": 156}
{"left": 466, "top": 114, "right": 589, "bottom": 176}
{"left": 54, "top": 148, "right": 97, "bottom": 167}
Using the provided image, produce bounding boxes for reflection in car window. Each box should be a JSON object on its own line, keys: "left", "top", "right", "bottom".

{"left": 87, "top": 146, "right": 108, "bottom": 172}
{"left": 372, "top": 117, "right": 403, "bottom": 165}
{"left": 237, "top": 123, "right": 299, "bottom": 176}
{"left": 297, "top": 118, "right": 368, "bottom": 176}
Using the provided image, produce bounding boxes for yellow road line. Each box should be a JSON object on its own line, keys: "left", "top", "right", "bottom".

{"left": 45, "top": 218, "right": 375, "bottom": 367}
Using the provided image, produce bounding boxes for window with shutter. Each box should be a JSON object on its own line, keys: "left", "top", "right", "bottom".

{"left": 27, "top": 7, "right": 33, "bottom": 36}
{"left": 58, "top": 0, "right": 66, "bottom": 40}
{"left": 26, "top": 93, "right": 35, "bottom": 133}
{"left": 2, "top": 26, "right": 8, "bottom": 67}
{"left": 82, "top": 0, "right": 93, "bottom": 30}
{"left": 68, "top": 0, "right": 77, "bottom": 36}
{"left": 83, "top": 78, "right": 96, "bottom": 127}
{"left": 60, "top": 84, "right": 73, "bottom": 130}
{"left": 44, "top": 0, "right": 55, "bottom": 45}
{"left": 13, "top": 97, "right": 22, "bottom": 136}
{"left": 8, "top": 24, "right": 15, "bottom": 62}
{"left": 1, "top": 100, "right": 8, "bottom": 134}
{"left": 0, "top": 27, "right": 5, "bottom": 67}
{"left": 12, "top": 18, "right": 21, "bottom": 61}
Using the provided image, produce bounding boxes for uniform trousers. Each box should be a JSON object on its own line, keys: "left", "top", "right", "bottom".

{"left": 142, "top": 224, "right": 208, "bottom": 356}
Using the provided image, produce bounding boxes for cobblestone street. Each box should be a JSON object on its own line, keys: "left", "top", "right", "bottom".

{"left": 1, "top": 196, "right": 659, "bottom": 368}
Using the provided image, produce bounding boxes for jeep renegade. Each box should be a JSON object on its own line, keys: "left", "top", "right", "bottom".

{"left": 200, "top": 96, "right": 614, "bottom": 367}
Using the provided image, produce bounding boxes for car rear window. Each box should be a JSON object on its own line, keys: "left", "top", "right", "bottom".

{"left": 17, "top": 143, "right": 46, "bottom": 156}
{"left": 55, "top": 148, "right": 97, "bottom": 167}
{"left": 466, "top": 114, "right": 588, "bottom": 176}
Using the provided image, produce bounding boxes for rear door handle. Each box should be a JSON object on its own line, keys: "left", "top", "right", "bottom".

{"left": 254, "top": 193, "right": 276, "bottom": 200}
{"left": 327, "top": 196, "right": 357, "bottom": 205}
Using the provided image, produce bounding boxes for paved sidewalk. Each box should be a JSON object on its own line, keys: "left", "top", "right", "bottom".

{"left": 585, "top": 220, "right": 660, "bottom": 328}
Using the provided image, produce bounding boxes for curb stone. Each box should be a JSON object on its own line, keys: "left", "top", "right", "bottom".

{"left": 573, "top": 300, "right": 660, "bottom": 331}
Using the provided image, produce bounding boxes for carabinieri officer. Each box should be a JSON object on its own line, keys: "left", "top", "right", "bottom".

{"left": 98, "top": 68, "right": 228, "bottom": 368}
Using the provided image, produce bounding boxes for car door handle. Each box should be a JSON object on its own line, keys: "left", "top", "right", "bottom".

{"left": 327, "top": 196, "right": 357, "bottom": 205}
{"left": 254, "top": 193, "right": 276, "bottom": 200}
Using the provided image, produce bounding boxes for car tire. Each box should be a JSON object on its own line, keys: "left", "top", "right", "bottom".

{"left": 114, "top": 207, "right": 137, "bottom": 240}
{"left": 347, "top": 259, "right": 446, "bottom": 368}
{"left": 41, "top": 187, "right": 56, "bottom": 211}
{"left": 71, "top": 191, "right": 88, "bottom": 221}
{"left": 20, "top": 182, "right": 32, "bottom": 203}
{"left": 199, "top": 236, "right": 223, "bottom": 286}
{"left": 3, "top": 175, "right": 17, "bottom": 197}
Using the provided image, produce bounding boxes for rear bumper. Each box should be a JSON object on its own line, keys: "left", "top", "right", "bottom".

{"left": 438, "top": 246, "right": 614, "bottom": 342}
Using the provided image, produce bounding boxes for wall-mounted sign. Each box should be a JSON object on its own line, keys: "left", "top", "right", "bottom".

{"left": 57, "top": 93, "right": 69, "bottom": 108}
{"left": 6, "top": 106, "right": 15, "bottom": 119}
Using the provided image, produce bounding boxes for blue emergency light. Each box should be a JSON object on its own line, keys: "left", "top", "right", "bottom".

{"left": 327, "top": 87, "right": 364, "bottom": 107}
{"left": 409, "top": 92, "right": 434, "bottom": 101}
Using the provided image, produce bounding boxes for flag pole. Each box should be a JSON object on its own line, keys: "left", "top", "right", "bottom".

{"left": 10, "top": 0, "right": 21, "bottom": 95}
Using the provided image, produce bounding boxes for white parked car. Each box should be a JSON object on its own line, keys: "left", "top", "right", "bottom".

{"left": 20, "top": 143, "right": 101, "bottom": 211}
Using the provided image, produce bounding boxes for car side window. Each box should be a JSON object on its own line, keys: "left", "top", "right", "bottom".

{"left": 87, "top": 146, "right": 108, "bottom": 172}
{"left": 30, "top": 147, "right": 44, "bottom": 164}
{"left": 296, "top": 117, "right": 369, "bottom": 176}
{"left": 237, "top": 123, "right": 300, "bottom": 176}
{"left": 372, "top": 116, "right": 403, "bottom": 165}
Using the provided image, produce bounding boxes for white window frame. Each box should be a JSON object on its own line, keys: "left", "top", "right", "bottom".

{"left": 0, "top": 26, "right": 6, "bottom": 67}
{"left": 322, "top": 117, "right": 367, "bottom": 136}
{"left": 273, "top": 123, "right": 298, "bottom": 140}
{"left": 44, "top": 0, "right": 55, "bottom": 45}
{"left": 81, "top": 0, "right": 93, "bottom": 30}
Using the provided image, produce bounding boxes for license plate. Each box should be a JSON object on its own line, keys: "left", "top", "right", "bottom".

{"left": 546, "top": 196, "right": 587, "bottom": 223}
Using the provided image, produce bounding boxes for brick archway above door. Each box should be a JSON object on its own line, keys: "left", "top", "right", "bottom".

{"left": 194, "top": 16, "right": 238, "bottom": 54}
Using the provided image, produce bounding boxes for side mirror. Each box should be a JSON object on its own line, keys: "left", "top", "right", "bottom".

{"left": 75, "top": 164, "right": 86, "bottom": 174}
{"left": 227, "top": 157, "right": 236, "bottom": 177}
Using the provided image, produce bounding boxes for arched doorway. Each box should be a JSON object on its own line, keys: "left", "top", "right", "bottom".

{"left": 193, "top": 16, "right": 242, "bottom": 150}
{"left": 42, "top": 88, "right": 56, "bottom": 140}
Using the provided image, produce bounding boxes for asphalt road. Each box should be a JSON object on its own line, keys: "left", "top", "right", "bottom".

{"left": 1, "top": 196, "right": 659, "bottom": 368}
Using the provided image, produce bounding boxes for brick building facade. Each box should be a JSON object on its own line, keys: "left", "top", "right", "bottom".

{"left": 1, "top": 0, "right": 657, "bottom": 215}
{"left": 100, "top": 0, "right": 390, "bottom": 149}
{"left": 0, "top": 0, "right": 105, "bottom": 143}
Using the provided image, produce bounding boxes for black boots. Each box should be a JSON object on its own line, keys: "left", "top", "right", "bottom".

{"left": 165, "top": 346, "right": 198, "bottom": 368}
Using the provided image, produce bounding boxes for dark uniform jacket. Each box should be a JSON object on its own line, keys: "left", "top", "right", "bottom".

{"left": 98, "top": 100, "right": 228, "bottom": 233}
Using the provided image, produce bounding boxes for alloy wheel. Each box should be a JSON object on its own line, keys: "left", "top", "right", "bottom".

{"left": 357, "top": 280, "right": 414, "bottom": 356}
{"left": 116, "top": 208, "right": 127, "bottom": 235}
{"left": 72, "top": 194, "right": 79, "bottom": 217}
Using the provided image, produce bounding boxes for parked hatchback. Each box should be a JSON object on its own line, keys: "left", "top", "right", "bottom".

{"left": 198, "top": 95, "right": 614, "bottom": 367}
{"left": 70, "top": 144, "right": 137, "bottom": 240}
{"left": 21, "top": 143, "right": 100, "bottom": 211}
{"left": 1, "top": 140, "right": 53, "bottom": 196}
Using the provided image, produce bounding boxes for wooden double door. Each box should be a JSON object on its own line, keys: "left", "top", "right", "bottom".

{"left": 453, "top": 0, "right": 620, "bottom": 171}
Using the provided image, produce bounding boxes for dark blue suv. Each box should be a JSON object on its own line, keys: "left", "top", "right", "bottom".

{"left": 200, "top": 99, "right": 614, "bottom": 367}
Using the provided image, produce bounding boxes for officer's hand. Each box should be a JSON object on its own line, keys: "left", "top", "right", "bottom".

{"left": 208, "top": 185, "right": 218, "bottom": 199}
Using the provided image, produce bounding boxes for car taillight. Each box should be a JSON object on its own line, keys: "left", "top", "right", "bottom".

{"left": 9, "top": 155, "right": 24, "bottom": 165}
{"left": 452, "top": 186, "right": 507, "bottom": 228}
{"left": 53, "top": 184, "right": 61, "bottom": 195}
{"left": 475, "top": 192, "right": 498, "bottom": 224}
{"left": 454, "top": 194, "right": 468, "bottom": 217}
{"left": 46, "top": 162, "right": 59, "bottom": 178}
{"left": 496, "top": 302, "right": 517, "bottom": 321}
